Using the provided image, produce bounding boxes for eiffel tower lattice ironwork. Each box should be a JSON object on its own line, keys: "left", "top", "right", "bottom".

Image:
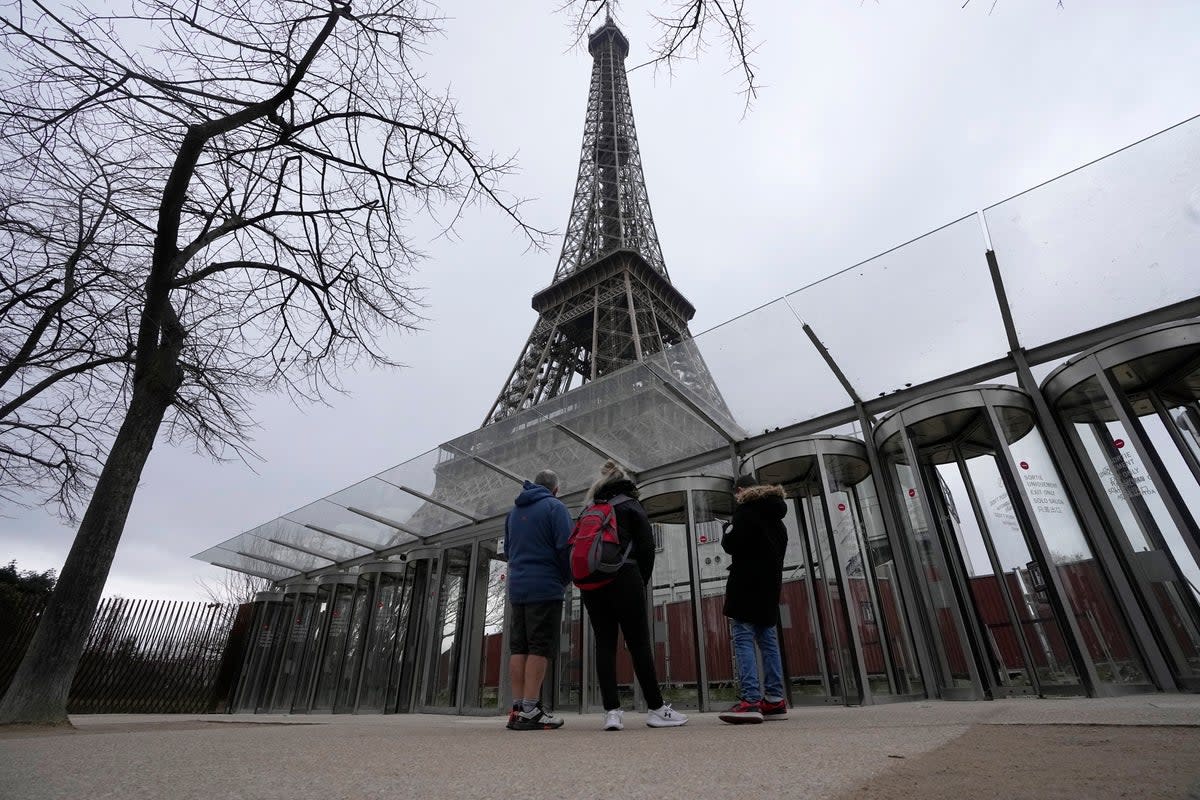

{"left": 484, "top": 19, "right": 730, "bottom": 427}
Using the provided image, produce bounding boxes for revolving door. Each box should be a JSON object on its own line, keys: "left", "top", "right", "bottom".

{"left": 625, "top": 475, "right": 735, "bottom": 712}
{"left": 743, "top": 436, "right": 925, "bottom": 705}
{"left": 874, "top": 385, "right": 1151, "bottom": 699}
{"left": 1043, "top": 319, "right": 1200, "bottom": 691}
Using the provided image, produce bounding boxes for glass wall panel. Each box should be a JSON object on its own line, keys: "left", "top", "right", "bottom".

{"left": 648, "top": 299, "right": 852, "bottom": 437}
{"left": 1059, "top": 378, "right": 1200, "bottom": 683}
{"left": 693, "top": 490, "right": 735, "bottom": 705}
{"left": 466, "top": 540, "right": 506, "bottom": 711}
{"left": 887, "top": 456, "right": 976, "bottom": 693}
{"left": 557, "top": 585, "right": 584, "bottom": 711}
{"left": 425, "top": 546, "right": 472, "bottom": 707}
{"left": 232, "top": 596, "right": 287, "bottom": 713}
{"left": 984, "top": 115, "right": 1200, "bottom": 348}
{"left": 643, "top": 491, "right": 699, "bottom": 710}
{"left": 1009, "top": 421, "right": 1151, "bottom": 687}
{"left": 268, "top": 590, "right": 318, "bottom": 712}
{"left": 958, "top": 452, "right": 1078, "bottom": 690}
{"left": 310, "top": 583, "right": 358, "bottom": 712}
{"left": 824, "top": 457, "right": 924, "bottom": 698}
{"left": 356, "top": 568, "right": 414, "bottom": 713}
{"left": 788, "top": 216, "right": 1006, "bottom": 399}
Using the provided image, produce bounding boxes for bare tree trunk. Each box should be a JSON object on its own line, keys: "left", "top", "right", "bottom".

{"left": 0, "top": 363, "right": 180, "bottom": 725}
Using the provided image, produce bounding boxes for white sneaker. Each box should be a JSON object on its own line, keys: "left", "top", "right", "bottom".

{"left": 646, "top": 704, "right": 688, "bottom": 728}
{"left": 603, "top": 709, "right": 624, "bottom": 731}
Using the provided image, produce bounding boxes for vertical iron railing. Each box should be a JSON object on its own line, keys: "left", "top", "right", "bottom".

{"left": 0, "top": 596, "right": 251, "bottom": 714}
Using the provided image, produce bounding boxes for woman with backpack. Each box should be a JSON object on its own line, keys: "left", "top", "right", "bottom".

{"left": 576, "top": 459, "right": 688, "bottom": 731}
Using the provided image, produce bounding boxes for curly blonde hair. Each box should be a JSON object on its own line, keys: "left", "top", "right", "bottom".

{"left": 584, "top": 459, "right": 628, "bottom": 505}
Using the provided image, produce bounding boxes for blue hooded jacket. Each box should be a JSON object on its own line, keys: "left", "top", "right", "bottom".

{"left": 505, "top": 481, "right": 573, "bottom": 604}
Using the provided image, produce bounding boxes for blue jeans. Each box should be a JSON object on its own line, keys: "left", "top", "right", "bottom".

{"left": 730, "top": 619, "right": 784, "bottom": 703}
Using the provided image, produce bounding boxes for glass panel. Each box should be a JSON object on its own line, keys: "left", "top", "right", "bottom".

{"left": 645, "top": 493, "right": 699, "bottom": 710}
{"left": 557, "top": 584, "right": 584, "bottom": 711}
{"left": 823, "top": 457, "right": 914, "bottom": 698}
{"left": 778, "top": 495, "right": 828, "bottom": 699}
{"left": 850, "top": 475, "right": 925, "bottom": 696}
{"left": 250, "top": 517, "right": 366, "bottom": 564}
{"left": 311, "top": 584, "right": 357, "bottom": 712}
{"left": 1062, "top": 378, "right": 1200, "bottom": 681}
{"left": 327, "top": 476, "right": 440, "bottom": 541}
{"left": 439, "top": 424, "right": 592, "bottom": 521}
{"left": 467, "top": 540, "right": 506, "bottom": 710}
{"left": 333, "top": 584, "right": 370, "bottom": 711}
{"left": 357, "top": 570, "right": 414, "bottom": 713}
{"left": 888, "top": 456, "right": 975, "bottom": 690}
{"left": 957, "top": 455, "right": 1079, "bottom": 690}
{"left": 284, "top": 499, "right": 400, "bottom": 551}
{"left": 269, "top": 592, "right": 318, "bottom": 712}
{"left": 1142, "top": 406, "right": 1200, "bottom": 597}
{"left": 693, "top": 490, "right": 735, "bottom": 705}
{"left": 985, "top": 115, "right": 1200, "bottom": 348}
{"left": 649, "top": 298, "right": 852, "bottom": 437}
{"left": 193, "top": 547, "right": 297, "bottom": 582}
{"left": 802, "top": 492, "right": 857, "bottom": 698}
{"left": 531, "top": 363, "right": 729, "bottom": 477}
{"left": 1008, "top": 421, "right": 1150, "bottom": 687}
{"left": 425, "top": 546, "right": 471, "bottom": 707}
{"left": 788, "top": 216, "right": 1007, "bottom": 399}
{"left": 233, "top": 600, "right": 286, "bottom": 713}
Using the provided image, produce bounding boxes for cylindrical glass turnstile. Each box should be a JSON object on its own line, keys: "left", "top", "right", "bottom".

{"left": 231, "top": 590, "right": 286, "bottom": 713}
{"left": 290, "top": 572, "right": 359, "bottom": 712}
{"left": 355, "top": 561, "right": 416, "bottom": 714}
{"left": 264, "top": 582, "right": 318, "bottom": 713}
{"left": 743, "top": 436, "right": 925, "bottom": 705}
{"left": 1043, "top": 319, "right": 1200, "bottom": 691}
{"left": 874, "top": 385, "right": 1151, "bottom": 699}
{"left": 637, "top": 475, "right": 735, "bottom": 713}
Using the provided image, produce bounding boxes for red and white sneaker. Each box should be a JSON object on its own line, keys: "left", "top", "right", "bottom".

{"left": 759, "top": 698, "right": 789, "bottom": 720}
{"left": 505, "top": 703, "right": 520, "bottom": 730}
{"left": 718, "top": 699, "right": 764, "bottom": 724}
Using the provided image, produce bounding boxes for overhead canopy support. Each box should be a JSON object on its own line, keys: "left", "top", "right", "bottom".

{"left": 235, "top": 550, "right": 308, "bottom": 573}
{"left": 346, "top": 506, "right": 432, "bottom": 538}
{"left": 296, "top": 522, "right": 379, "bottom": 553}
{"left": 267, "top": 537, "right": 339, "bottom": 563}
{"left": 442, "top": 443, "right": 526, "bottom": 485}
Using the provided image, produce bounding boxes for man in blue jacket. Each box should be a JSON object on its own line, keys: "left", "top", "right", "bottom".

{"left": 505, "top": 469, "right": 573, "bottom": 731}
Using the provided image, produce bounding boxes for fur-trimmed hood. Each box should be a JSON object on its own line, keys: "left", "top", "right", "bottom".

{"left": 735, "top": 484, "right": 786, "bottom": 505}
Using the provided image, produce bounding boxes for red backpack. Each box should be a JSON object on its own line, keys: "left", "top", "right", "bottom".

{"left": 567, "top": 495, "right": 632, "bottom": 590}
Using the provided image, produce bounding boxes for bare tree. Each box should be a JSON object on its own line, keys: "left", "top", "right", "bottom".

{"left": 0, "top": 0, "right": 544, "bottom": 725}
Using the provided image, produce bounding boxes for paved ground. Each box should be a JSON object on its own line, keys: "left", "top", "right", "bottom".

{"left": 1, "top": 695, "right": 1198, "bottom": 799}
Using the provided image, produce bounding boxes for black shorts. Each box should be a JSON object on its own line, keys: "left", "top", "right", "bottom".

{"left": 509, "top": 601, "right": 562, "bottom": 658}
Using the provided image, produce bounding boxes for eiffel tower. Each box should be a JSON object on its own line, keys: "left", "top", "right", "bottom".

{"left": 483, "top": 17, "right": 730, "bottom": 427}
{"left": 394, "top": 18, "right": 741, "bottom": 539}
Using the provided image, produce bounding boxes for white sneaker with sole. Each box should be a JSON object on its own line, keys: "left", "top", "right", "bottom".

{"left": 646, "top": 704, "right": 688, "bottom": 728}
{"left": 603, "top": 709, "right": 624, "bottom": 731}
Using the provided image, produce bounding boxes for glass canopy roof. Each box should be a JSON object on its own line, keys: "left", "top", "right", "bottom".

{"left": 196, "top": 113, "right": 1200, "bottom": 583}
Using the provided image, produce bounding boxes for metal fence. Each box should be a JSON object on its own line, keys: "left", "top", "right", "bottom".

{"left": 0, "top": 596, "right": 253, "bottom": 714}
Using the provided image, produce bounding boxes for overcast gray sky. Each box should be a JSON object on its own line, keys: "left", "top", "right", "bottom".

{"left": 2, "top": 1, "right": 1198, "bottom": 599}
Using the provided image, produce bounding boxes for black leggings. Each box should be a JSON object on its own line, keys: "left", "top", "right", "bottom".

{"left": 581, "top": 566, "right": 664, "bottom": 711}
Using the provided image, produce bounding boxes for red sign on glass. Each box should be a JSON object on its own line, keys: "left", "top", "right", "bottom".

{"left": 1019, "top": 461, "right": 1029, "bottom": 470}
{"left": 908, "top": 489, "right": 916, "bottom": 498}
{"left": 837, "top": 503, "right": 846, "bottom": 512}
{"left": 1114, "top": 439, "right": 1125, "bottom": 449}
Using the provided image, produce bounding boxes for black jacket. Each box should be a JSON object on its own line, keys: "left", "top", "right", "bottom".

{"left": 722, "top": 484, "right": 788, "bottom": 626}
{"left": 592, "top": 479, "right": 655, "bottom": 584}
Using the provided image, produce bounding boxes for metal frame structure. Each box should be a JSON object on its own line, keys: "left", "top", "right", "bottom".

{"left": 483, "top": 19, "right": 729, "bottom": 425}
{"left": 201, "top": 20, "right": 1200, "bottom": 715}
